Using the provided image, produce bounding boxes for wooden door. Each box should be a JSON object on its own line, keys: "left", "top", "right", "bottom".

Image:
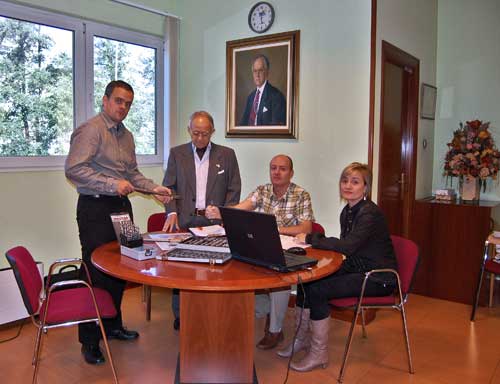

{"left": 378, "top": 41, "right": 419, "bottom": 237}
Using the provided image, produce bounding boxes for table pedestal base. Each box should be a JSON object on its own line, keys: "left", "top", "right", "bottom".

{"left": 179, "top": 290, "right": 255, "bottom": 383}
{"left": 174, "top": 356, "right": 258, "bottom": 384}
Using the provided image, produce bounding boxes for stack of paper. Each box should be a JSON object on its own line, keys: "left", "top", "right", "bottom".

{"left": 189, "top": 225, "right": 226, "bottom": 237}
{"left": 280, "top": 235, "right": 311, "bottom": 250}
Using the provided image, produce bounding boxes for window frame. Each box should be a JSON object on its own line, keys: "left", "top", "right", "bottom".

{"left": 0, "top": 0, "right": 165, "bottom": 170}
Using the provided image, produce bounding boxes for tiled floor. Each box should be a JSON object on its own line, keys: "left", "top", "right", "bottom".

{"left": 1, "top": 287, "right": 500, "bottom": 383}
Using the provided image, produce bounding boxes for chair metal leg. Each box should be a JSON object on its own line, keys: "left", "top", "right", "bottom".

{"left": 489, "top": 273, "right": 495, "bottom": 308}
{"left": 31, "top": 323, "right": 43, "bottom": 366}
{"left": 98, "top": 319, "right": 119, "bottom": 384}
{"left": 145, "top": 285, "right": 152, "bottom": 321}
{"left": 87, "top": 288, "right": 119, "bottom": 384}
{"left": 338, "top": 301, "right": 362, "bottom": 383}
{"left": 32, "top": 318, "right": 48, "bottom": 384}
{"left": 399, "top": 304, "right": 414, "bottom": 374}
{"left": 361, "top": 308, "right": 367, "bottom": 338}
{"left": 471, "top": 244, "right": 488, "bottom": 321}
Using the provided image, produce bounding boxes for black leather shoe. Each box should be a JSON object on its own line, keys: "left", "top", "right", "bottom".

{"left": 81, "top": 344, "right": 105, "bottom": 365}
{"left": 173, "top": 318, "right": 180, "bottom": 331}
{"left": 107, "top": 327, "right": 139, "bottom": 340}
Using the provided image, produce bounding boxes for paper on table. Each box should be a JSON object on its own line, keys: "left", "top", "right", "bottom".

{"left": 156, "top": 242, "right": 177, "bottom": 251}
{"left": 145, "top": 232, "right": 191, "bottom": 242}
{"left": 189, "top": 225, "right": 226, "bottom": 237}
{"left": 280, "top": 235, "right": 311, "bottom": 250}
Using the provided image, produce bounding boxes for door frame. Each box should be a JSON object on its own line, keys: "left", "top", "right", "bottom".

{"left": 378, "top": 40, "right": 419, "bottom": 237}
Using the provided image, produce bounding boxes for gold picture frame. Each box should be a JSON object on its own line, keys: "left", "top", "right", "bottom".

{"left": 226, "top": 30, "right": 300, "bottom": 138}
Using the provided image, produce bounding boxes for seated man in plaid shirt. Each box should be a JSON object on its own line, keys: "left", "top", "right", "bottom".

{"left": 206, "top": 154, "right": 315, "bottom": 349}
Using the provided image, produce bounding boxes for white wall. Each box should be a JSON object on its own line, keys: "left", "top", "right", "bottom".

{"left": 375, "top": 0, "right": 438, "bottom": 200}
{"left": 433, "top": 0, "right": 500, "bottom": 217}
{"left": 173, "top": 0, "right": 372, "bottom": 235}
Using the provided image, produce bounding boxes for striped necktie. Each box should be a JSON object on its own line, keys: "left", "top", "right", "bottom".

{"left": 248, "top": 89, "right": 260, "bottom": 125}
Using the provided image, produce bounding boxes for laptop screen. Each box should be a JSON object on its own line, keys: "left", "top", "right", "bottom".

{"left": 219, "top": 207, "right": 287, "bottom": 267}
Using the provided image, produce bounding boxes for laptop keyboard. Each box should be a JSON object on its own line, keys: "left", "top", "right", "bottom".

{"left": 167, "top": 248, "right": 231, "bottom": 264}
{"left": 283, "top": 251, "right": 311, "bottom": 266}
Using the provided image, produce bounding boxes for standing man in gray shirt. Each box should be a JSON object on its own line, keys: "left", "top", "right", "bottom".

{"left": 65, "top": 80, "right": 172, "bottom": 365}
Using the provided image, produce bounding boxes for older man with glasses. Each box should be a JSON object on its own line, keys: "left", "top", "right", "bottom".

{"left": 162, "top": 110, "right": 241, "bottom": 330}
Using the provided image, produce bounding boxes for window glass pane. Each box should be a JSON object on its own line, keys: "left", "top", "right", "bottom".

{"left": 93, "top": 36, "right": 156, "bottom": 155}
{"left": 0, "top": 16, "right": 73, "bottom": 156}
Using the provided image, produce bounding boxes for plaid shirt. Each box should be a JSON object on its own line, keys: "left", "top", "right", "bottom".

{"left": 248, "top": 183, "right": 315, "bottom": 227}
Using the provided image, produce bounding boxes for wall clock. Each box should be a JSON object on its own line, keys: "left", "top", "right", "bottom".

{"left": 248, "top": 2, "right": 275, "bottom": 34}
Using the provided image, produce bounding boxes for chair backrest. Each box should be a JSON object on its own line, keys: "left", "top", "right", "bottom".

{"left": 5, "top": 246, "right": 42, "bottom": 315}
{"left": 390, "top": 235, "right": 419, "bottom": 295}
{"left": 147, "top": 212, "right": 166, "bottom": 232}
{"left": 311, "top": 222, "right": 325, "bottom": 235}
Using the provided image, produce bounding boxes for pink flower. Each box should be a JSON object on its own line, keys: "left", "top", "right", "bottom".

{"left": 480, "top": 168, "right": 490, "bottom": 178}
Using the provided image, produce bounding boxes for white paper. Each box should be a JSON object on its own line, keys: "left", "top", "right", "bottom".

{"left": 156, "top": 242, "right": 177, "bottom": 251}
{"left": 279, "top": 235, "right": 311, "bottom": 250}
{"left": 189, "top": 225, "right": 226, "bottom": 237}
{"left": 148, "top": 233, "right": 190, "bottom": 241}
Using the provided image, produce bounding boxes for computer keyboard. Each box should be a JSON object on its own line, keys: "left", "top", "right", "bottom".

{"left": 283, "top": 251, "right": 311, "bottom": 266}
{"left": 166, "top": 248, "right": 232, "bottom": 264}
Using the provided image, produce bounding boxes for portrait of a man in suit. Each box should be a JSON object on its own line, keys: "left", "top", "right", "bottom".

{"left": 239, "top": 54, "right": 286, "bottom": 126}
{"left": 227, "top": 30, "right": 299, "bottom": 138}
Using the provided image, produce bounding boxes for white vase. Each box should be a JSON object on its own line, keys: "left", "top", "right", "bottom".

{"left": 459, "top": 175, "right": 480, "bottom": 201}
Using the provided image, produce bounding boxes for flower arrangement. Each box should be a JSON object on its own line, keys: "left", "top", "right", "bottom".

{"left": 444, "top": 120, "right": 500, "bottom": 189}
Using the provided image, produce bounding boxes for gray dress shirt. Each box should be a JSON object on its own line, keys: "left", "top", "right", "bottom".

{"left": 65, "top": 112, "right": 157, "bottom": 195}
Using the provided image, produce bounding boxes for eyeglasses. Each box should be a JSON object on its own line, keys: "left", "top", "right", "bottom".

{"left": 190, "top": 130, "right": 211, "bottom": 137}
{"left": 252, "top": 69, "right": 266, "bottom": 74}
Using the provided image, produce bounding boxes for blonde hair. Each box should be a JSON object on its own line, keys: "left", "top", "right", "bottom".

{"left": 339, "top": 162, "right": 372, "bottom": 199}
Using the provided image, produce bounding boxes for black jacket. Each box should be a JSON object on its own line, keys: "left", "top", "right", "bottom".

{"left": 307, "top": 200, "right": 397, "bottom": 279}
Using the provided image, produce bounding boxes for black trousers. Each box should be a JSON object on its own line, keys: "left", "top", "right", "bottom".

{"left": 297, "top": 267, "right": 395, "bottom": 321}
{"left": 76, "top": 194, "right": 133, "bottom": 345}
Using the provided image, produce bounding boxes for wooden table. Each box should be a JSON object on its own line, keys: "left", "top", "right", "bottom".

{"left": 92, "top": 242, "right": 342, "bottom": 384}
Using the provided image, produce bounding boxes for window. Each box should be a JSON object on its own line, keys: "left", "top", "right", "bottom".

{"left": 0, "top": 1, "right": 165, "bottom": 169}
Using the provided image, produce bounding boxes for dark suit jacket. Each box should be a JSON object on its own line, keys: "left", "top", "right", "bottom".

{"left": 162, "top": 143, "right": 241, "bottom": 229}
{"left": 240, "top": 82, "right": 286, "bottom": 126}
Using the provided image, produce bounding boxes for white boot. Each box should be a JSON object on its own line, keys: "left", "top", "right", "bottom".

{"left": 277, "top": 308, "right": 310, "bottom": 358}
{"left": 290, "top": 317, "right": 329, "bottom": 371}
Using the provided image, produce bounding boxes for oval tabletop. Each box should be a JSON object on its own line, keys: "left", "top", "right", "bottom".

{"left": 92, "top": 241, "right": 344, "bottom": 291}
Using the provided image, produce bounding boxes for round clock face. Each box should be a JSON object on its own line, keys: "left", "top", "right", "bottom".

{"left": 248, "top": 2, "right": 275, "bottom": 34}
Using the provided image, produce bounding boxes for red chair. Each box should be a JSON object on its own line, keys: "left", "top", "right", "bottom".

{"left": 143, "top": 212, "right": 167, "bottom": 321}
{"left": 329, "top": 235, "right": 419, "bottom": 383}
{"left": 471, "top": 237, "right": 500, "bottom": 321}
{"left": 5, "top": 246, "right": 118, "bottom": 384}
{"left": 147, "top": 212, "right": 167, "bottom": 233}
{"left": 311, "top": 222, "right": 325, "bottom": 235}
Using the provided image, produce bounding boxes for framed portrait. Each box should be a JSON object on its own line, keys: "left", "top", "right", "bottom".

{"left": 226, "top": 30, "right": 300, "bottom": 138}
{"left": 420, "top": 83, "right": 437, "bottom": 120}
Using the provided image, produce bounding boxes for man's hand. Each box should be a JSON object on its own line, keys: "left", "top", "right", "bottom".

{"left": 205, "top": 205, "right": 221, "bottom": 220}
{"left": 116, "top": 180, "right": 134, "bottom": 196}
{"left": 152, "top": 186, "right": 173, "bottom": 204}
{"left": 295, "top": 233, "right": 307, "bottom": 244}
{"left": 163, "top": 213, "right": 179, "bottom": 232}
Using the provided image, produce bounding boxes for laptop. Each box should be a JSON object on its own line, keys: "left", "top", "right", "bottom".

{"left": 219, "top": 207, "right": 318, "bottom": 272}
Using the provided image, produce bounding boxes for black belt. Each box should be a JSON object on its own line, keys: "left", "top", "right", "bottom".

{"left": 79, "top": 194, "right": 124, "bottom": 200}
{"left": 194, "top": 208, "right": 206, "bottom": 216}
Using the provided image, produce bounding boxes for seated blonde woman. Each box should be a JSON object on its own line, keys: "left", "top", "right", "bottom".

{"left": 278, "top": 162, "right": 397, "bottom": 372}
